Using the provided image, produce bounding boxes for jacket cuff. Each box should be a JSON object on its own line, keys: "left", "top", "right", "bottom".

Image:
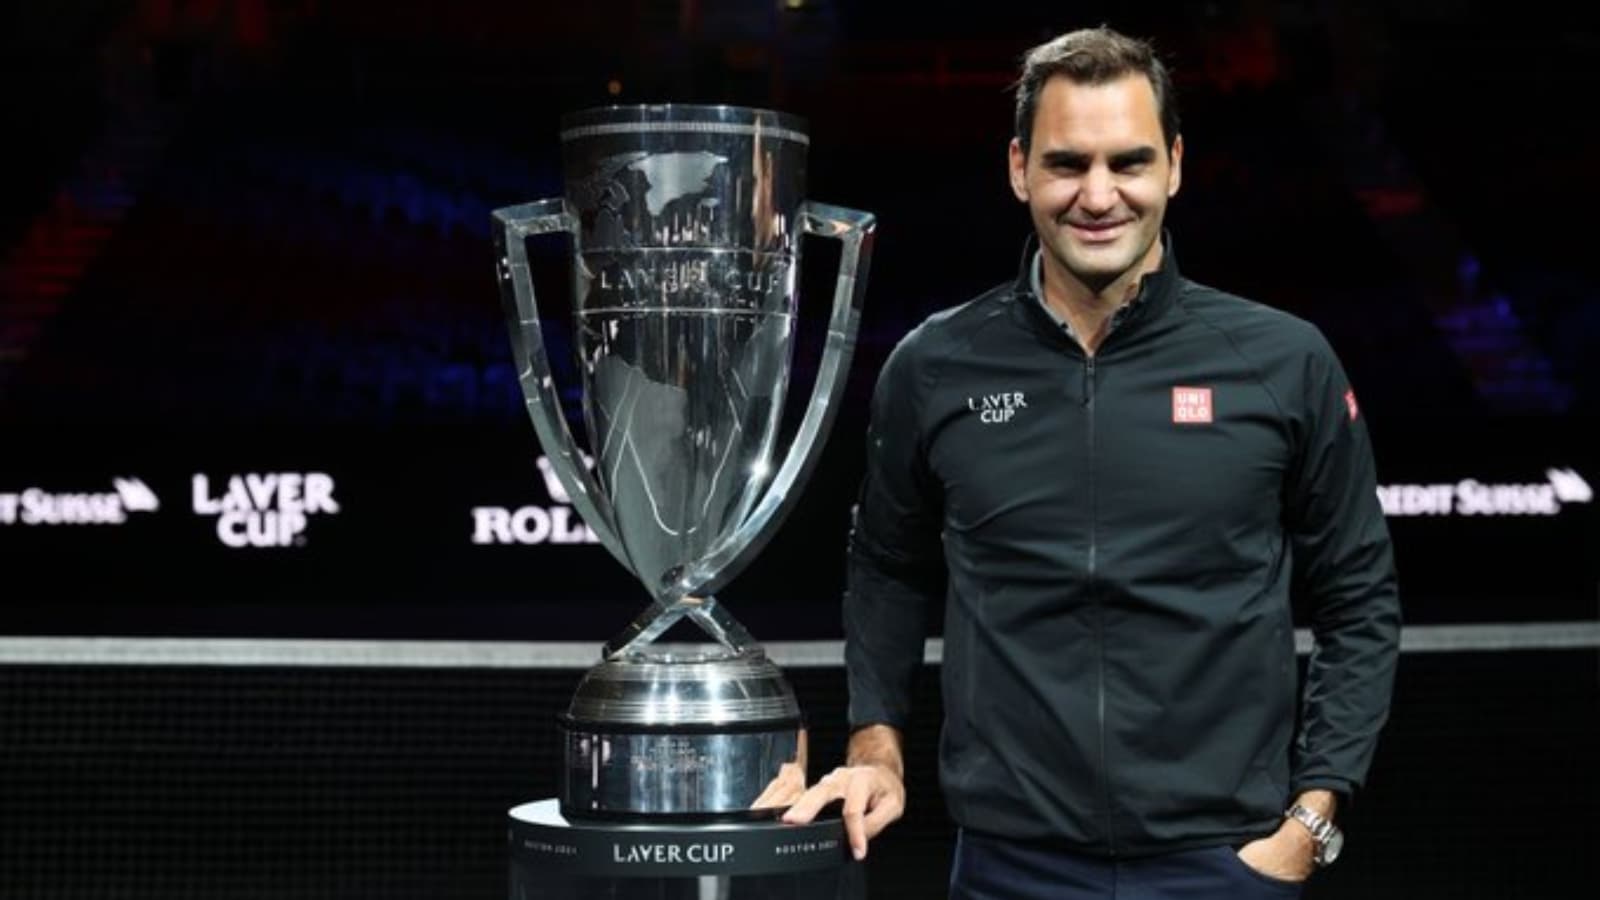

{"left": 1289, "top": 776, "right": 1356, "bottom": 811}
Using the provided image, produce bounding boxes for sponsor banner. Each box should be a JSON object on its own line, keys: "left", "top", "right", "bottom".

{"left": 0, "top": 478, "right": 160, "bottom": 526}
{"left": 192, "top": 472, "right": 340, "bottom": 548}
{"left": 1378, "top": 468, "right": 1593, "bottom": 518}
{"left": 470, "top": 456, "right": 601, "bottom": 546}
{"left": 0, "top": 419, "right": 1592, "bottom": 636}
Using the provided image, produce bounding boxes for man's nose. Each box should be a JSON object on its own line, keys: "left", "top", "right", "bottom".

{"left": 1079, "top": 166, "right": 1118, "bottom": 214}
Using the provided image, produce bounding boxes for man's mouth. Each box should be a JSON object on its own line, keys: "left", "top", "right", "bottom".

{"left": 1065, "top": 220, "right": 1132, "bottom": 243}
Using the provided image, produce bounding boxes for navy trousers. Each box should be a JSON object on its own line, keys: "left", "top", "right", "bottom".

{"left": 949, "top": 829, "right": 1305, "bottom": 900}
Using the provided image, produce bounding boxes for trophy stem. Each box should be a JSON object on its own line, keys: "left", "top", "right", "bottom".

{"left": 604, "top": 595, "right": 758, "bottom": 659}
{"left": 684, "top": 597, "right": 758, "bottom": 655}
{"left": 602, "top": 599, "right": 681, "bottom": 658}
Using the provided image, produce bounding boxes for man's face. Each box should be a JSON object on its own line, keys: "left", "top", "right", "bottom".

{"left": 1009, "top": 73, "right": 1182, "bottom": 292}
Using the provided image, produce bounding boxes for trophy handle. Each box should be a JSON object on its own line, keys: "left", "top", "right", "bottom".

{"left": 670, "top": 200, "right": 877, "bottom": 602}
{"left": 492, "top": 199, "right": 629, "bottom": 570}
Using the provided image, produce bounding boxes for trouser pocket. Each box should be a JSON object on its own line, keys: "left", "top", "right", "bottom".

{"left": 1212, "top": 846, "right": 1304, "bottom": 896}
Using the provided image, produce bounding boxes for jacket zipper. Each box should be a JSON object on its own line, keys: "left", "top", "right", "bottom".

{"left": 1084, "top": 353, "right": 1115, "bottom": 855}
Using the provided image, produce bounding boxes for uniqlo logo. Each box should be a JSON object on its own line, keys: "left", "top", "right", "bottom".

{"left": 1344, "top": 389, "right": 1359, "bottom": 421}
{"left": 1172, "top": 387, "right": 1213, "bottom": 424}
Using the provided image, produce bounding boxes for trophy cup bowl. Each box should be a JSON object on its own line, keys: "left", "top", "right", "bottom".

{"left": 492, "top": 104, "right": 874, "bottom": 820}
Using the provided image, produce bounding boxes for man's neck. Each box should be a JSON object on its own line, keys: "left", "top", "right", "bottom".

{"left": 1040, "top": 240, "right": 1162, "bottom": 355}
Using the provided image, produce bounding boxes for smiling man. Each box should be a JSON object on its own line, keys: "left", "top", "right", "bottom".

{"left": 783, "top": 25, "right": 1402, "bottom": 900}
{"left": 1010, "top": 52, "right": 1181, "bottom": 349}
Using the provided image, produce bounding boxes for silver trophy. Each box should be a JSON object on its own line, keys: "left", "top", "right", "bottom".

{"left": 492, "top": 104, "right": 874, "bottom": 820}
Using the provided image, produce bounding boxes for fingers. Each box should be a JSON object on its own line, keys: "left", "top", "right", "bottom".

{"left": 861, "top": 783, "right": 905, "bottom": 837}
{"left": 842, "top": 770, "right": 872, "bottom": 860}
{"left": 781, "top": 768, "right": 845, "bottom": 824}
{"left": 750, "top": 762, "right": 806, "bottom": 810}
{"left": 749, "top": 774, "right": 787, "bottom": 811}
{"left": 782, "top": 765, "right": 905, "bottom": 863}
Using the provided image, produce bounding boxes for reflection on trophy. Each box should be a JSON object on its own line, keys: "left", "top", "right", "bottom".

{"left": 492, "top": 105, "right": 874, "bottom": 821}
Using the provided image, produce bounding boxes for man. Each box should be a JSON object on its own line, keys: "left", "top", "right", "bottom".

{"left": 784, "top": 25, "right": 1401, "bottom": 899}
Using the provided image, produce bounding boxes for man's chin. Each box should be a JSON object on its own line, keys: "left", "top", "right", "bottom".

{"left": 1063, "top": 253, "right": 1132, "bottom": 284}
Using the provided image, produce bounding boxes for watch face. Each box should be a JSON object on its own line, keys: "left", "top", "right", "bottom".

{"left": 1322, "top": 829, "right": 1345, "bottom": 865}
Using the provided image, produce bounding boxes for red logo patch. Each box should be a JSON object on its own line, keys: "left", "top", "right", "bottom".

{"left": 1172, "top": 387, "right": 1213, "bottom": 424}
{"left": 1344, "top": 389, "right": 1359, "bottom": 421}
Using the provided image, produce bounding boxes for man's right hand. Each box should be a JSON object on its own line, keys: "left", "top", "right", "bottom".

{"left": 780, "top": 725, "right": 906, "bottom": 861}
{"left": 781, "top": 764, "right": 905, "bottom": 860}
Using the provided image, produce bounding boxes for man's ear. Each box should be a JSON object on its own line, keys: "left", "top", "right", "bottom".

{"left": 1008, "top": 137, "right": 1029, "bottom": 203}
{"left": 1167, "top": 134, "right": 1184, "bottom": 198}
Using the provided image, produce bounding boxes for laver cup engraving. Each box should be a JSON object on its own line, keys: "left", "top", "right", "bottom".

{"left": 492, "top": 105, "right": 874, "bottom": 819}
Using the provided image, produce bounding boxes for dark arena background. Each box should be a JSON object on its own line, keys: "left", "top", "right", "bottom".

{"left": 2, "top": 1, "right": 1597, "bottom": 898}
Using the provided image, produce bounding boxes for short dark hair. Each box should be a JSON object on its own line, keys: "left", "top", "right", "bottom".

{"left": 1013, "top": 26, "right": 1180, "bottom": 160}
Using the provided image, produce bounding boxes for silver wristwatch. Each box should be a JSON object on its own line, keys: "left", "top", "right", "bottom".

{"left": 1285, "top": 803, "right": 1344, "bottom": 867}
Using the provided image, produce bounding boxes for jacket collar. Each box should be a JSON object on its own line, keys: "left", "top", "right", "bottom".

{"left": 1012, "top": 228, "right": 1183, "bottom": 345}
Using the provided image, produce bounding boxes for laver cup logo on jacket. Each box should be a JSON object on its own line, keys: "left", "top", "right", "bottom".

{"left": 966, "top": 391, "right": 1028, "bottom": 424}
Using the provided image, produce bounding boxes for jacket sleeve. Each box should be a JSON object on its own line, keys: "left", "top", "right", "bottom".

{"left": 1284, "top": 329, "right": 1403, "bottom": 801}
{"left": 843, "top": 335, "right": 945, "bottom": 731}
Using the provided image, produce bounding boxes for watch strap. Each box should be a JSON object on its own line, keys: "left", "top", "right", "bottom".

{"left": 1285, "top": 803, "right": 1340, "bottom": 865}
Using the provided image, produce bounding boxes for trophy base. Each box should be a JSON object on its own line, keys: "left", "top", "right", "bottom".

{"left": 510, "top": 798, "right": 861, "bottom": 899}
{"left": 560, "top": 717, "right": 804, "bottom": 821}
{"left": 560, "top": 644, "right": 804, "bottom": 819}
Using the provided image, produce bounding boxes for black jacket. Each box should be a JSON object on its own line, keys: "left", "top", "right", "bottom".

{"left": 844, "top": 234, "right": 1401, "bottom": 856}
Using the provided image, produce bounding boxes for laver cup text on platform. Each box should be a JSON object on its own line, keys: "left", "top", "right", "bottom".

{"left": 492, "top": 104, "right": 874, "bottom": 819}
